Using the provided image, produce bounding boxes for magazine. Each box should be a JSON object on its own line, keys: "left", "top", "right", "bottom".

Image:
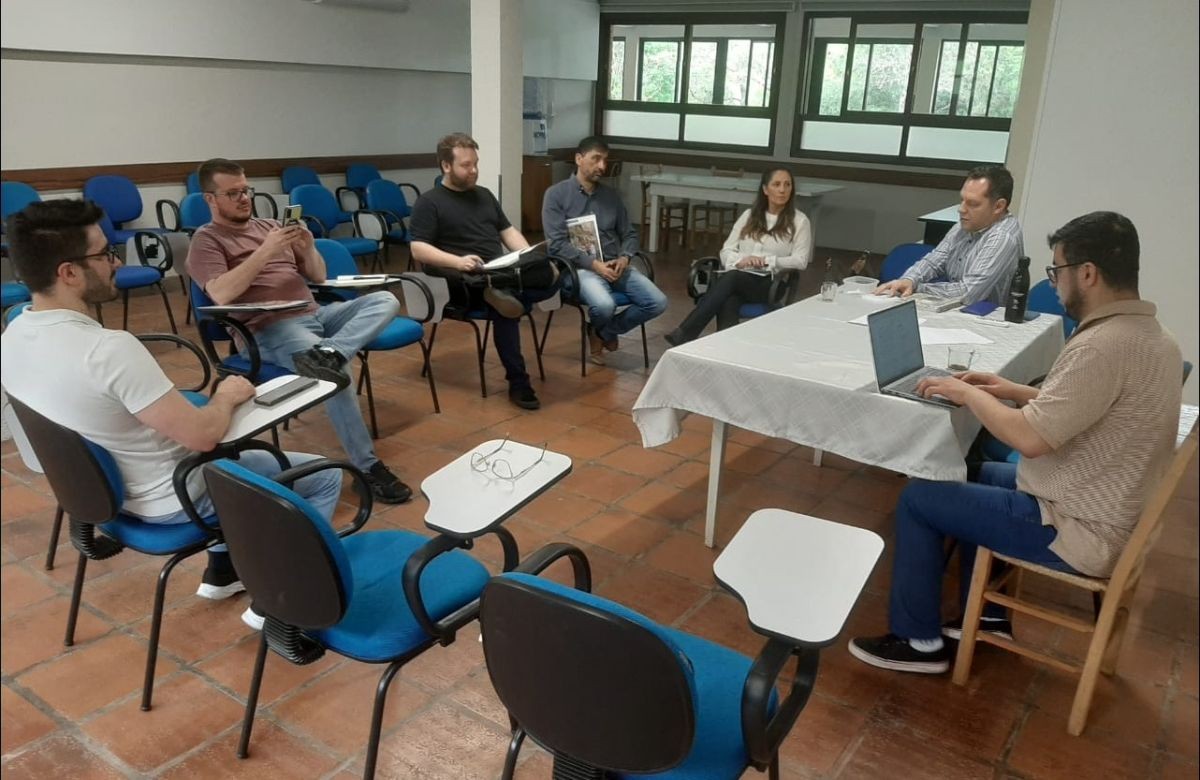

{"left": 565, "top": 214, "right": 604, "bottom": 263}
{"left": 483, "top": 240, "right": 547, "bottom": 271}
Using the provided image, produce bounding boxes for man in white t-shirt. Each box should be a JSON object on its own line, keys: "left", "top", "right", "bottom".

{"left": 1, "top": 199, "right": 341, "bottom": 629}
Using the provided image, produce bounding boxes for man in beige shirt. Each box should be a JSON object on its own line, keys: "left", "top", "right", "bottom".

{"left": 850, "top": 211, "right": 1182, "bottom": 675}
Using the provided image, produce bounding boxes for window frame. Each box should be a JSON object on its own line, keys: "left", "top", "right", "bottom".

{"left": 596, "top": 12, "right": 788, "bottom": 155}
{"left": 791, "top": 10, "right": 1029, "bottom": 168}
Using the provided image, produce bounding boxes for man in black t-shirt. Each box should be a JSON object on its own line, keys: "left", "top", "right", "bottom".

{"left": 410, "top": 132, "right": 558, "bottom": 410}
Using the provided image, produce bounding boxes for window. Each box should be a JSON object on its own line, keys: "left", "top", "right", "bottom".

{"left": 598, "top": 14, "right": 786, "bottom": 153}
{"left": 795, "top": 13, "right": 1028, "bottom": 166}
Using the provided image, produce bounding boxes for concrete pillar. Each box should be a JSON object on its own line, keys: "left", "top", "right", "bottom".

{"left": 471, "top": 0, "right": 524, "bottom": 230}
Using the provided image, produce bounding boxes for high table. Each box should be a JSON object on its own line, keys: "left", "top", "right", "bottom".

{"left": 918, "top": 205, "right": 958, "bottom": 245}
{"left": 631, "top": 172, "right": 843, "bottom": 250}
{"left": 632, "top": 288, "right": 1065, "bottom": 547}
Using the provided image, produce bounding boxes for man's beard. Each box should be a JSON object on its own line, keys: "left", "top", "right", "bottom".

{"left": 447, "top": 170, "right": 476, "bottom": 190}
{"left": 1060, "top": 287, "right": 1082, "bottom": 321}
{"left": 81, "top": 267, "right": 119, "bottom": 304}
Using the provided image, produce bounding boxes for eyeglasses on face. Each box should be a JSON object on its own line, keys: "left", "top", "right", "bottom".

{"left": 1044, "top": 260, "right": 1089, "bottom": 283}
{"left": 469, "top": 436, "right": 547, "bottom": 482}
{"left": 63, "top": 246, "right": 120, "bottom": 265}
{"left": 207, "top": 187, "right": 256, "bottom": 201}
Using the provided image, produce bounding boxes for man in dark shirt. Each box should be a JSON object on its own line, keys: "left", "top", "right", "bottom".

{"left": 409, "top": 132, "right": 558, "bottom": 410}
{"left": 542, "top": 136, "right": 667, "bottom": 365}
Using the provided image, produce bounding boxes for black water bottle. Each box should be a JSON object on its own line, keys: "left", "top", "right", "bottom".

{"left": 1005, "top": 255, "right": 1031, "bottom": 323}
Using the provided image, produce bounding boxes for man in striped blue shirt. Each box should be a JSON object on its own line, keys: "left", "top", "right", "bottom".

{"left": 876, "top": 166, "right": 1023, "bottom": 305}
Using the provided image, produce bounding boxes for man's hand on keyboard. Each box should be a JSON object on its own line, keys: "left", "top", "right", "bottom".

{"left": 915, "top": 375, "right": 971, "bottom": 405}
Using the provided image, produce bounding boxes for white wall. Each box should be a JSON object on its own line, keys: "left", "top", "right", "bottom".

{"left": 1016, "top": 0, "right": 1198, "bottom": 402}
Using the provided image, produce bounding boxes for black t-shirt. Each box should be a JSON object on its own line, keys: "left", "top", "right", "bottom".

{"left": 409, "top": 184, "right": 511, "bottom": 261}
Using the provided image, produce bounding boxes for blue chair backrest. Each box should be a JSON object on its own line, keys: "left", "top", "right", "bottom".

{"left": 179, "top": 193, "right": 212, "bottom": 231}
{"left": 1028, "top": 279, "right": 1078, "bottom": 337}
{"left": 186, "top": 171, "right": 202, "bottom": 194}
{"left": 879, "top": 243, "right": 935, "bottom": 283}
{"left": 433, "top": 174, "right": 443, "bottom": 189}
{"left": 4, "top": 299, "right": 32, "bottom": 324}
{"left": 83, "top": 174, "right": 144, "bottom": 226}
{"left": 314, "top": 238, "right": 358, "bottom": 278}
{"left": 290, "top": 185, "right": 341, "bottom": 233}
{"left": 281, "top": 166, "right": 321, "bottom": 194}
{"left": 190, "top": 281, "right": 232, "bottom": 345}
{"left": 365, "top": 179, "right": 412, "bottom": 220}
{"left": 2, "top": 181, "right": 41, "bottom": 219}
{"left": 346, "top": 164, "right": 382, "bottom": 192}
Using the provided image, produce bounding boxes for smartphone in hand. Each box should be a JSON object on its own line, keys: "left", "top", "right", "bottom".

{"left": 282, "top": 204, "right": 302, "bottom": 227}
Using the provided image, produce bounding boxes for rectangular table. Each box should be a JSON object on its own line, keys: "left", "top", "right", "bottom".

{"left": 918, "top": 205, "right": 959, "bottom": 245}
{"left": 632, "top": 289, "right": 1065, "bottom": 546}
{"left": 631, "top": 172, "right": 843, "bottom": 250}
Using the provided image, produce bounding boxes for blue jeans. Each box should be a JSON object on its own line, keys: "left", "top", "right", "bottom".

{"left": 889, "top": 462, "right": 1077, "bottom": 639}
{"left": 130, "top": 450, "right": 342, "bottom": 553}
{"left": 251, "top": 292, "right": 398, "bottom": 469}
{"left": 567, "top": 267, "right": 668, "bottom": 342}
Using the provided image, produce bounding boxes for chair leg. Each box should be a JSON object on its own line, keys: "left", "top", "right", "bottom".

{"left": 474, "top": 320, "right": 489, "bottom": 398}
{"left": 526, "top": 313, "right": 545, "bottom": 381}
{"left": 364, "top": 660, "right": 405, "bottom": 780}
{"left": 1100, "top": 600, "right": 1132, "bottom": 677}
{"left": 423, "top": 324, "right": 439, "bottom": 378}
{"left": 768, "top": 754, "right": 781, "bottom": 780}
{"left": 420, "top": 342, "right": 440, "bottom": 413}
{"left": 179, "top": 274, "right": 192, "bottom": 326}
{"left": 44, "top": 505, "right": 64, "bottom": 571}
{"left": 952, "top": 547, "right": 994, "bottom": 685}
{"left": 122, "top": 289, "right": 131, "bottom": 331}
{"left": 1069, "top": 587, "right": 1126, "bottom": 735}
{"left": 270, "top": 426, "right": 280, "bottom": 449}
{"left": 155, "top": 282, "right": 179, "bottom": 335}
{"left": 639, "top": 323, "right": 649, "bottom": 368}
{"left": 237, "top": 631, "right": 270, "bottom": 759}
{"left": 579, "top": 316, "right": 588, "bottom": 377}
{"left": 501, "top": 726, "right": 527, "bottom": 780}
{"left": 142, "top": 548, "right": 195, "bottom": 711}
{"left": 360, "top": 353, "right": 378, "bottom": 439}
{"left": 64, "top": 551, "right": 88, "bottom": 646}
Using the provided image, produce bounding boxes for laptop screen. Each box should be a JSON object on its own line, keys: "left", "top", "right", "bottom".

{"left": 868, "top": 300, "right": 926, "bottom": 387}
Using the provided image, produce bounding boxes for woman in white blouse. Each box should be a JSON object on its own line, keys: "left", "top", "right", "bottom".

{"left": 665, "top": 167, "right": 812, "bottom": 345}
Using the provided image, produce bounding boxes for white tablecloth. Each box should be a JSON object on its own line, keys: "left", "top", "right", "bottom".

{"left": 633, "top": 292, "right": 1065, "bottom": 481}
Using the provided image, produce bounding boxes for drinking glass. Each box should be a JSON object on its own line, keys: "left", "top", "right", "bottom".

{"left": 947, "top": 347, "right": 976, "bottom": 372}
{"left": 819, "top": 281, "right": 838, "bottom": 302}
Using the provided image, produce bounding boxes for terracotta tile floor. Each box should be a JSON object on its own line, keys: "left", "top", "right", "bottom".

{"left": 2, "top": 240, "right": 1197, "bottom": 779}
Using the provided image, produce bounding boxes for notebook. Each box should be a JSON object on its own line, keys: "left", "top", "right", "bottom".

{"left": 867, "top": 300, "right": 957, "bottom": 409}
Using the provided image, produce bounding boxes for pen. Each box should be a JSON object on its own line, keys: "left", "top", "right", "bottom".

{"left": 970, "top": 318, "right": 1010, "bottom": 329}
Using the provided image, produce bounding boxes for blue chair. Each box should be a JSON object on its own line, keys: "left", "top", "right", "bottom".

{"left": 349, "top": 165, "right": 420, "bottom": 210}
{"left": 290, "top": 184, "right": 381, "bottom": 271}
{"left": 186, "top": 171, "right": 202, "bottom": 194}
{"left": 189, "top": 281, "right": 291, "bottom": 387}
{"left": 879, "top": 242, "right": 935, "bottom": 283}
{"left": 356, "top": 179, "right": 423, "bottom": 270}
{"left": 282, "top": 166, "right": 352, "bottom": 224}
{"left": 200, "top": 457, "right": 535, "bottom": 779}
{"left": 312, "top": 239, "right": 440, "bottom": 436}
{"left": 156, "top": 191, "right": 211, "bottom": 235}
{"left": 685, "top": 255, "right": 801, "bottom": 318}
{"left": 6, "top": 395, "right": 275, "bottom": 711}
{"left": 2, "top": 282, "right": 31, "bottom": 326}
{"left": 481, "top": 569, "right": 824, "bottom": 779}
{"left": 538, "top": 254, "right": 657, "bottom": 377}
{"left": 1028, "top": 279, "right": 1078, "bottom": 338}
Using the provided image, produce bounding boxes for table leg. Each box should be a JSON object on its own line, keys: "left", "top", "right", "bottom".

{"left": 813, "top": 448, "right": 823, "bottom": 467}
{"left": 648, "top": 191, "right": 661, "bottom": 251}
{"left": 705, "top": 420, "right": 728, "bottom": 548}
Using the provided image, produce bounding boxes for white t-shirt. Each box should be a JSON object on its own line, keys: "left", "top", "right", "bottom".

{"left": 1, "top": 308, "right": 201, "bottom": 517}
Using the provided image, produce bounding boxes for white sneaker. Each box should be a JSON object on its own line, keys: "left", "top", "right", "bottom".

{"left": 241, "top": 607, "right": 265, "bottom": 631}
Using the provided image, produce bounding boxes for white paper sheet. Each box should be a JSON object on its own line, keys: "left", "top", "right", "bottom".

{"left": 918, "top": 327, "right": 994, "bottom": 346}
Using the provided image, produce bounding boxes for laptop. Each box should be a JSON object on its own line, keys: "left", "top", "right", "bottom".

{"left": 867, "top": 300, "right": 957, "bottom": 409}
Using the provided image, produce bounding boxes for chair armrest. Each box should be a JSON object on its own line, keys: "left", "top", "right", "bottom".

{"left": 335, "top": 185, "right": 364, "bottom": 212}
{"left": 396, "top": 181, "right": 421, "bottom": 205}
{"left": 156, "top": 199, "right": 181, "bottom": 232}
{"left": 512, "top": 542, "right": 592, "bottom": 592}
{"left": 173, "top": 440, "right": 291, "bottom": 537}
{"left": 767, "top": 268, "right": 800, "bottom": 309}
{"left": 549, "top": 256, "right": 581, "bottom": 301}
{"left": 133, "top": 231, "right": 173, "bottom": 273}
{"left": 687, "top": 256, "right": 721, "bottom": 301}
{"left": 204, "top": 312, "right": 268, "bottom": 382}
{"left": 301, "top": 214, "right": 330, "bottom": 238}
{"left": 135, "top": 333, "right": 212, "bottom": 392}
{"left": 631, "top": 250, "right": 655, "bottom": 282}
{"left": 352, "top": 209, "right": 389, "bottom": 244}
{"left": 741, "top": 640, "right": 820, "bottom": 771}
{"left": 273, "top": 459, "right": 372, "bottom": 538}
{"left": 401, "top": 534, "right": 479, "bottom": 644}
{"left": 395, "top": 273, "right": 436, "bottom": 323}
{"left": 252, "top": 193, "right": 278, "bottom": 220}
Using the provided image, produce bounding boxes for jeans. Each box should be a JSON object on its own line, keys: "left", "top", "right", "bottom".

{"left": 458, "top": 284, "right": 558, "bottom": 391}
{"left": 251, "top": 292, "right": 398, "bottom": 469}
{"left": 566, "top": 267, "right": 667, "bottom": 341}
{"left": 672, "top": 270, "right": 772, "bottom": 342}
{"left": 130, "top": 450, "right": 342, "bottom": 553}
{"left": 888, "top": 462, "right": 1077, "bottom": 640}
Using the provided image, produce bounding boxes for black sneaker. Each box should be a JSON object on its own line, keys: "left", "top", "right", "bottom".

{"left": 291, "top": 346, "right": 350, "bottom": 391}
{"left": 241, "top": 605, "right": 265, "bottom": 631}
{"left": 942, "top": 616, "right": 1014, "bottom": 642}
{"left": 196, "top": 551, "right": 246, "bottom": 600}
{"left": 663, "top": 330, "right": 684, "bottom": 348}
{"left": 848, "top": 633, "right": 951, "bottom": 674}
{"left": 483, "top": 287, "right": 526, "bottom": 319}
{"left": 365, "top": 461, "right": 413, "bottom": 504}
{"left": 508, "top": 385, "right": 541, "bottom": 410}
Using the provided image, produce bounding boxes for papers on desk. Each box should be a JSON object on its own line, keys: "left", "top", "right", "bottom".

{"left": 319, "top": 275, "right": 401, "bottom": 288}
{"left": 849, "top": 312, "right": 924, "bottom": 326}
{"left": 483, "top": 241, "right": 546, "bottom": 271}
{"left": 196, "top": 299, "right": 308, "bottom": 314}
{"left": 919, "top": 327, "right": 993, "bottom": 346}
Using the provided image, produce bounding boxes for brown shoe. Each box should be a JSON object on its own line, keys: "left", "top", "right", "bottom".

{"left": 587, "top": 326, "right": 606, "bottom": 365}
{"left": 604, "top": 335, "right": 619, "bottom": 352}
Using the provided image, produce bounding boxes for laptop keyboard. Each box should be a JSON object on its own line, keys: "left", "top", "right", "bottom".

{"left": 889, "top": 366, "right": 951, "bottom": 395}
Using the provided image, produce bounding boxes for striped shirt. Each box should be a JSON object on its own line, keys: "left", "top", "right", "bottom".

{"left": 1017, "top": 300, "right": 1182, "bottom": 577}
{"left": 903, "top": 212, "right": 1024, "bottom": 305}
